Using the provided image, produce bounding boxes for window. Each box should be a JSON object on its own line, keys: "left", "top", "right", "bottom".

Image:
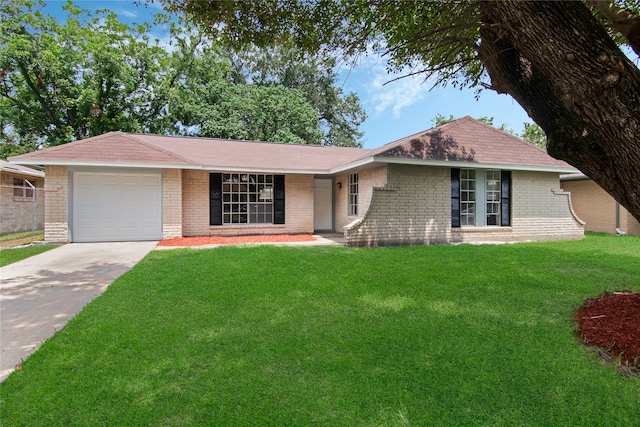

{"left": 460, "top": 169, "right": 476, "bottom": 226}
{"left": 210, "top": 173, "right": 285, "bottom": 226}
{"left": 13, "top": 178, "right": 35, "bottom": 198}
{"left": 222, "top": 173, "right": 273, "bottom": 224}
{"left": 349, "top": 173, "right": 359, "bottom": 216}
{"left": 485, "top": 170, "right": 501, "bottom": 226}
{"left": 451, "top": 169, "right": 510, "bottom": 228}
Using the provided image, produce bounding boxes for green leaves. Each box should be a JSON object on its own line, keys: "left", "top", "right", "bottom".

{"left": 183, "top": 82, "right": 322, "bottom": 144}
{"left": 519, "top": 122, "right": 547, "bottom": 148}
{"left": 1, "top": 0, "right": 175, "bottom": 150}
{"left": 176, "top": 45, "right": 365, "bottom": 146}
{"left": 1, "top": 1, "right": 366, "bottom": 156}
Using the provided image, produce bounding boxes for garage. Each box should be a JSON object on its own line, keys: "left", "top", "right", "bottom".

{"left": 72, "top": 171, "right": 162, "bottom": 242}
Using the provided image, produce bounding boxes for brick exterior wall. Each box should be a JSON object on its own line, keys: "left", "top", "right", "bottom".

{"left": 624, "top": 211, "right": 640, "bottom": 236}
{"left": 345, "top": 164, "right": 450, "bottom": 246}
{"left": 43, "top": 165, "right": 69, "bottom": 242}
{"left": 162, "top": 169, "right": 182, "bottom": 239}
{"left": 38, "top": 163, "right": 590, "bottom": 244}
{"left": 561, "top": 178, "right": 640, "bottom": 236}
{"left": 0, "top": 172, "right": 44, "bottom": 235}
{"left": 346, "top": 165, "right": 584, "bottom": 247}
{"left": 452, "top": 170, "right": 584, "bottom": 243}
{"left": 181, "top": 170, "right": 314, "bottom": 236}
{"left": 335, "top": 165, "right": 388, "bottom": 231}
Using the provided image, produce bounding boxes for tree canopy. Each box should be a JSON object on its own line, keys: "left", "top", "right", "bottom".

{"left": 0, "top": 0, "right": 366, "bottom": 158}
{"left": 161, "top": 0, "right": 640, "bottom": 222}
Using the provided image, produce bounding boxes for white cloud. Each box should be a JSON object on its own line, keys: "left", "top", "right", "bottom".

{"left": 339, "top": 53, "right": 434, "bottom": 119}
{"left": 368, "top": 71, "right": 430, "bottom": 118}
{"left": 118, "top": 9, "right": 138, "bottom": 19}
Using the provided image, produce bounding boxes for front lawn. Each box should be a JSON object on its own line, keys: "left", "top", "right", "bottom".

{"left": 1, "top": 234, "right": 639, "bottom": 426}
{"left": 0, "top": 243, "right": 58, "bottom": 267}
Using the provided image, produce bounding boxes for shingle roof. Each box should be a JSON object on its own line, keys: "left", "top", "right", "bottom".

{"left": 366, "top": 116, "right": 569, "bottom": 169}
{"left": 9, "top": 117, "right": 575, "bottom": 173}
{"left": 10, "top": 133, "right": 195, "bottom": 167}
{"left": 10, "top": 132, "right": 365, "bottom": 172}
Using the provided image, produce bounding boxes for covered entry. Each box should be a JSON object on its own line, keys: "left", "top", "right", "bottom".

{"left": 72, "top": 170, "right": 162, "bottom": 242}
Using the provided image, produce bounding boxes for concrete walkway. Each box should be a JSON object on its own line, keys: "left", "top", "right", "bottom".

{"left": 0, "top": 242, "right": 156, "bottom": 381}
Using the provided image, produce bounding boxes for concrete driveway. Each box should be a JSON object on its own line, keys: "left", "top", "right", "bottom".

{"left": 0, "top": 242, "right": 157, "bottom": 381}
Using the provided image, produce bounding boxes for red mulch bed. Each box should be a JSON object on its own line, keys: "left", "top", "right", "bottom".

{"left": 157, "top": 234, "right": 317, "bottom": 247}
{"left": 575, "top": 292, "right": 640, "bottom": 375}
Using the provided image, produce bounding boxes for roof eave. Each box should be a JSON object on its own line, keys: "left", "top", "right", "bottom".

{"left": 373, "top": 156, "right": 579, "bottom": 173}
{"left": 201, "top": 165, "right": 332, "bottom": 175}
{"left": 329, "top": 157, "right": 377, "bottom": 174}
{"left": 8, "top": 159, "right": 195, "bottom": 170}
{"left": 9, "top": 159, "right": 338, "bottom": 175}
{"left": 0, "top": 165, "right": 44, "bottom": 178}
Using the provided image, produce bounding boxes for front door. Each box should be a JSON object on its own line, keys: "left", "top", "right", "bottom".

{"left": 313, "top": 179, "right": 333, "bottom": 231}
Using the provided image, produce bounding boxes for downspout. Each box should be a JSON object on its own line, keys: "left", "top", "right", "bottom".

{"left": 26, "top": 179, "right": 36, "bottom": 234}
{"left": 615, "top": 202, "right": 627, "bottom": 235}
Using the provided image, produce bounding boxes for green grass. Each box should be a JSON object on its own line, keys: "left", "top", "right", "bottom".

{"left": 1, "top": 234, "right": 639, "bottom": 426}
{"left": 0, "top": 230, "right": 44, "bottom": 242}
{"left": 0, "top": 243, "right": 58, "bottom": 267}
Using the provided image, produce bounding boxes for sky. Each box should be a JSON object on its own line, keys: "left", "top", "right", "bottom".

{"left": 43, "top": 0, "right": 534, "bottom": 149}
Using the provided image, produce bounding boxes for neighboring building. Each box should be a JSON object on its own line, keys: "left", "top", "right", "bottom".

{"left": 9, "top": 117, "right": 584, "bottom": 246}
{"left": 560, "top": 173, "right": 640, "bottom": 236}
{"left": 0, "top": 160, "right": 45, "bottom": 235}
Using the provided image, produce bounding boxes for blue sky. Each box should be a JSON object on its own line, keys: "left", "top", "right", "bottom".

{"left": 43, "top": 0, "right": 533, "bottom": 149}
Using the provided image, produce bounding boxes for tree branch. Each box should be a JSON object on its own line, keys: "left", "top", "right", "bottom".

{"left": 587, "top": 0, "right": 640, "bottom": 56}
{"left": 16, "top": 62, "right": 60, "bottom": 128}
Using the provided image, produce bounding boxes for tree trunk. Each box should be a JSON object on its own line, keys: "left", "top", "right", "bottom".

{"left": 477, "top": 1, "right": 640, "bottom": 223}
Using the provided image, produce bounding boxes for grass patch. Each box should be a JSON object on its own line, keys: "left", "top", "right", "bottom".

{"left": 0, "top": 243, "right": 58, "bottom": 267}
{"left": 1, "top": 234, "right": 639, "bottom": 425}
{"left": 0, "top": 230, "right": 44, "bottom": 243}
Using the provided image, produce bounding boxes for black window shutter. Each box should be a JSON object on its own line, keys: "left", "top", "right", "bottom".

{"left": 210, "top": 173, "right": 222, "bottom": 226}
{"left": 501, "top": 171, "right": 511, "bottom": 226}
{"left": 451, "top": 168, "right": 461, "bottom": 228}
{"left": 274, "top": 175, "right": 285, "bottom": 224}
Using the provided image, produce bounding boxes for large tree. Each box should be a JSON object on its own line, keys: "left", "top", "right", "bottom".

{"left": 228, "top": 45, "right": 366, "bottom": 146}
{"left": 173, "top": 47, "right": 324, "bottom": 144}
{"left": 1, "top": 0, "right": 365, "bottom": 155}
{"left": 172, "top": 43, "right": 364, "bottom": 145}
{"left": 0, "top": 0, "right": 180, "bottom": 148}
{"left": 162, "top": 0, "right": 640, "bottom": 222}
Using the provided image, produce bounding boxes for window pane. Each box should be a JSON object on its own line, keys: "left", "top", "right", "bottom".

{"left": 349, "top": 173, "right": 359, "bottom": 215}
{"left": 221, "top": 173, "right": 275, "bottom": 224}
{"left": 485, "top": 170, "right": 501, "bottom": 226}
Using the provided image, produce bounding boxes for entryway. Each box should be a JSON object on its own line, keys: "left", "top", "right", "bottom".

{"left": 313, "top": 178, "right": 333, "bottom": 231}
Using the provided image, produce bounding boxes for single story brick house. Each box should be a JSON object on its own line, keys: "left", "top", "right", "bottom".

{"left": 9, "top": 116, "right": 584, "bottom": 246}
{"left": 560, "top": 173, "right": 640, "bottom": 236}
{"left": 0, "top": 160, "right": 45, "bottom": 235}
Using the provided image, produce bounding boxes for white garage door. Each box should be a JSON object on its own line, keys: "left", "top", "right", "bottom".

{"left": 73, "top": 171, "right": 162, "bottom": 242}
